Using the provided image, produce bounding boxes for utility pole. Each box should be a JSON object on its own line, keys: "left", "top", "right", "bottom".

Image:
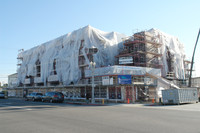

{"left": 188, "top": 28, "right": 200, "bottom": 87}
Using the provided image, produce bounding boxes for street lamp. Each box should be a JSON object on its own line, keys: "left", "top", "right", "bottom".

{"left": 188, "top": 28, "right": 200, "bottom": 87}
{"left": 90, "top": 61, "right": 96, "bottom": 104}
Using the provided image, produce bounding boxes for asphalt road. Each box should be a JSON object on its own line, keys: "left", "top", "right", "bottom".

{"left": 0, "top": 98, "right": 200, "bottom": 133}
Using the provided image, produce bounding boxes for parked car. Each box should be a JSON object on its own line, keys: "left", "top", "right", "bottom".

{"left": 25, "top": 92, "right": 43, "bottom": 101}
{"left": 0, "top": 91, "right": 8, "bottom": 99}
{"left": 42, "top": 92, "right": 64, "bottom": 103}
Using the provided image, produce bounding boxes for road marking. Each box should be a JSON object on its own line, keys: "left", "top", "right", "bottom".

{"left": 12, "top": 106, "right": 24, "bottom": 108}
{"left": 153, "top": 106, "right": 200, "bottom": 112}
{"left": 118, "top": 103, "right": 200, "bottom": 112}
{"left": 25, "top": 108, "right": 32, "bottom": 110}
{"left": 0, "top": 104, "right": 33, "bottom": 111}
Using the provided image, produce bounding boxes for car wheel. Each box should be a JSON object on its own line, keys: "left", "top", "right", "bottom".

{"left": 50, "top": 99, "right": 53, "bottom": 103}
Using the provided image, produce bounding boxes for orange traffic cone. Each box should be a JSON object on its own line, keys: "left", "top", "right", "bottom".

{"left": 152, "top": 99, "right": 155, "bottom": 103}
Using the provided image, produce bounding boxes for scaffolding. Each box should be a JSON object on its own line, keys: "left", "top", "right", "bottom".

{"left": 78, "top": 40, "right": 98, "bottom": 80}
{"left": 79, "top": 40, "right": 89, "bottom": 79}
{"left": 17, "top": 49, "right": 24, "bottom": 69}
{"left": 184, "top": 60, "right": 192, "bottom": 79}
{"left": 116, "top": 31, "right": 162, "bottom": 69}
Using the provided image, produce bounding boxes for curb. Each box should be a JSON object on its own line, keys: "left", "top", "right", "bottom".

{"left": 66, "top": 102, "right": 107, "bottom": 106}
{"left": 144, "top": 103, "right": 161, "bottom": 106}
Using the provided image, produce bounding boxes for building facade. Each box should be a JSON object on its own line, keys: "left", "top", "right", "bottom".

{"left": 8, "top": 26, "right": 192, "bottom": 102}
{"left": 191, "top": 77, "right": 200, "bottom": 88}
{"left": 8, "top": 73, "right": 18, "bottom": 88}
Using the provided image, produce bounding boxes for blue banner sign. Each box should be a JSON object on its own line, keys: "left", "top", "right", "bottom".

{"left": 118, "top": 75, "right": 132, "bottom": 84}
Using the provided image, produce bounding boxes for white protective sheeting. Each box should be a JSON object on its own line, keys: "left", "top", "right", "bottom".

{"left": 17, "top": 25, "right": 125, "bottom": 85}
{"left": 85, "top": 65, "right": 161, "bottom": 77}
{"left": 146, "top": 72, "right": 180, "bottom": 99}
{"left": 17, "top": 26, "right": 187, "bottom": 85}
{"left": 148, "top": 28, "right": 186, "bottom": 79}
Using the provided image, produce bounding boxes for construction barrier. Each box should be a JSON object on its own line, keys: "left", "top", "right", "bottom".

{"left": 152, "top": 98, "right": 155, "bottom": 103}
{"left": 102, "top": 99, "right": 104, "bottom": 104}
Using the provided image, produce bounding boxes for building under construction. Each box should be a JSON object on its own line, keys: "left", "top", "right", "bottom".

{"left": 7, "top": 26, "right": 192, "bottom": 103}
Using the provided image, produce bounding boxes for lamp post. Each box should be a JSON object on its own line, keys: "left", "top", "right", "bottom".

{"left": 188, "top": 28, "right": 200, "bottom": 87}
{"left": 90, "top": 61, "right": 96, "bottom": 104}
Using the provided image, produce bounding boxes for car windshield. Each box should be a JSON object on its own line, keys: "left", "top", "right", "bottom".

{"left": 37, "top": 93, "right": 43, "bottom": 96}
{"left": 56, "top": 92, "right": 63, "bottom": 96}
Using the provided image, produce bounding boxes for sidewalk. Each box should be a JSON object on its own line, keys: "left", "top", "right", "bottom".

{"left": 7, "top": 97, "right": 160, "bottom": 106}
{"left": 65, "top": 100, "right": 159, "bottom": 106}
{"left": 66, "top": 101, "right": 106, "bottom": 106}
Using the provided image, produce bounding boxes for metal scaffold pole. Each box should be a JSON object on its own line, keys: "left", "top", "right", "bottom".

{"left": 90, "top": 61, "right": 96, "bottom": 104}
{"left": 188, "top": 28, "right": 200, "bottom": 87}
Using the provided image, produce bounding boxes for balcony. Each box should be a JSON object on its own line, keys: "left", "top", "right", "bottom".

{"left": 24, "top": 78, "right": 32, "bottom": 84}
{"left": 48, "top": 75, "right": 59, "bottom": 82}
{"left": 34, "top": 77, "right": 43, "bottom": 83}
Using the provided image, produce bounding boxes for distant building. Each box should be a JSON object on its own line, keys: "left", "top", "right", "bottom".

{"left": 191, "top": 77, "right": 200, "bottom": 88}
{"left": 8, "top": 73, "right": 18, "bottom": 88}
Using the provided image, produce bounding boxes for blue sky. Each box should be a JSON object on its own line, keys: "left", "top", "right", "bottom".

{"left": 0, "top": 0, "right": 200, "bottom": 84}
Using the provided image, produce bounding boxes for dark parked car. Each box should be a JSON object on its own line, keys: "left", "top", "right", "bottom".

{"left": 0, "top": 91, "right": 8, "bottom": 99}
{"left": 42, "top": 92, "right": 64, "bottom": 103}
{"left": 25, "top": 92, "right": 43, "bottom": 101}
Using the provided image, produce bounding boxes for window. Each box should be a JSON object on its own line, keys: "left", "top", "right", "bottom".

{"left": 51, "top": 59, "right": 57, "bottom": 75}
{"left": 140, "top": 55, "right": 145, "bottom": 63}
{"left": 139, "top": 43, "right": 145, "bottom": 51}
{"left": 36, "top": 59, "right": 41, "bottom": 77}
{"left": 109, "top": 87, "right": 121, "bottom": 99}
{"left": 94, "top": 87, "right": 107, "bottom": 98}
{"left": 134, "top": 76, "right": 144, "bottom": 83}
